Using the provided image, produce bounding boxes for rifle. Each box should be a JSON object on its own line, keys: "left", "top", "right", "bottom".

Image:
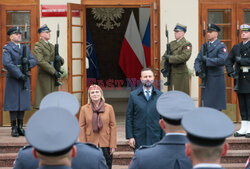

{"left": 161, "top": 24, "right": 171, "bottom": 86}
{"left": 54, "top": 24, "right": 63, "bottom": 86}
{"left": 199, "top": 21, "right": 207, "bottom": 88}
{"left": 21, "top": 23, "right": 29, "bottom": 90}
{"left": 233, "top": 21, "right": 241, "bottom": 91}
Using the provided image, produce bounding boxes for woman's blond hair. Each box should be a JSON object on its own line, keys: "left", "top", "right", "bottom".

{"left": 87, "top": 84, "right": 105, "bottom": 104}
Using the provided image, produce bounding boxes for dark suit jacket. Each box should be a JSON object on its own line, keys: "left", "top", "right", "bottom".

{"left": 129, "top": 134, "right": 192, "bottom": 169}
{"left": 126, "top": 86, "right": 163, "bottom": 149}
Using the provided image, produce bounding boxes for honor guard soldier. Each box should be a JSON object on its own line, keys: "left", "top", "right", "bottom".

{"left": 194, "top": 24, "right": 227, "bottom": 111}
{"left": 33, "top": 24, "right": 64, "bottom": 109}
{"left": 226, "top": 24, "right": 250, "bottom": 138}
{"left": 14, "top": 91, "right": 108, "bottom": 169}
{"left": 161, "top": 23, "right": 192, "bottom": 94}
{"left": 182, "top": 107, "right": 234, "bottom": 169}
{"left": 129, "top": 91, "right": 195, "bottom": 169}
{"left": 2, "top": 26, "right": 37, "bottom": 137}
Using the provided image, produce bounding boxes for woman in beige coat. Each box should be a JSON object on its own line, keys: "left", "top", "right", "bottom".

{"left": 79, "top": 84, "right": 117, "bottom": 169}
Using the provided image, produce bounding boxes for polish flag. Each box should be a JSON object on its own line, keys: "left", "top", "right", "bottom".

{"left": 142, "top": 17, "right": 151, "bottom": 67}
{"left": 119, "top": 12, "right": 146, "bottom": 82}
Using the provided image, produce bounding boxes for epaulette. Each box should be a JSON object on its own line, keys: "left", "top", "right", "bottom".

{"left": 85, "top": 143, "right": 100, "bottom": 150}
{"left": 21, "top": 145, "right": 32, "bottom": 150}
{"left": 138, "top": 144, "right": 156, "bottom": 150}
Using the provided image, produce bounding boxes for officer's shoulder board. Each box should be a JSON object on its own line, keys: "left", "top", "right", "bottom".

{"left": 138, "top": 144, "right": 156, "bottom": 150}
{"left": 85, "top": 142, "right": 101, "bottom": 150}
{"left": 21, "top": 144, "right": 32, "bottom": 151}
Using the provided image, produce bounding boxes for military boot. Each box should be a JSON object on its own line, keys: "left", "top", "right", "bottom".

{"left": 17, "top": 119, "right": 25, "bottom": 136}
{"left": 11, "top": 120, "right": 19, "bottom": 137}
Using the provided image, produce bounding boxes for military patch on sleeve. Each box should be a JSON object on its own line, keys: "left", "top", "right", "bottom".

{"left": 34, "top": 46, "right": 38, "bottom": 49}
{"left": 223, "top": 48, "right": 226, "bottom": 53}
{"left": 186, "top": 46, "right": 191, "bottom": 50}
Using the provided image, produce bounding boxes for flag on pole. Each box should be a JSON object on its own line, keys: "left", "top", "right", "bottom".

{"left": 86, "top": 24, "right": 100, "bottom": 79}
{"left": 142, "top": 17, "right": 151, "bottom": 67}
{"left": 119, "top": 11, "right": 146, "bottom": 82}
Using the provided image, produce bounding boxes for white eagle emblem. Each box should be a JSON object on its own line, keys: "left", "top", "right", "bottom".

{"left": 91, "top": 8, "right": 124, "bottom": 31}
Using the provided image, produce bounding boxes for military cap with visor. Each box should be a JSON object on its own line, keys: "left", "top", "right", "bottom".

{"left": 207, "top": 23, "right": 221, "bottom": 32}
{"left": 174, "top": 23, "right": 187, "bottom": 33}
{"left": 181, "top": 107, "right": 234, "bottom": 147}
{"left": 38, "top": 24, "right": 51, "bottom": 33}
{"left": 25, "top": 107, "right": 80, "bottom": 156}
{"left": 40, "top": 91, "right": 80, "bottom": 116}
{"left": 7, "top": 26, "right": 22, "bottom": 36}
{"left": 240, "top": 24, "right": 250, "bottom": 32}
{"left": 156, "top": 91, "right": 195, "bottom": 125}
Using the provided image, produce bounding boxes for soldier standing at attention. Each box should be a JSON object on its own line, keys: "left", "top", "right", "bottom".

{"left": 33, "top": 24, "right": 64, "bottom": 109}
{"left": 194, "top": 24, "right": 227, "bottom": 111}
{"left": 2, "top": 26, "right": 37, "bottom": 137}
{"left": 161, "top": 23, "right": 192, "bottom": 95}
{"left": 226, "top": 24, "right": 250, "bottom": 138}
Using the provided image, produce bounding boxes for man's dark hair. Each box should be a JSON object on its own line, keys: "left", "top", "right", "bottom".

{"left": 141, "top": 67, "right": 154, "bottom": 75}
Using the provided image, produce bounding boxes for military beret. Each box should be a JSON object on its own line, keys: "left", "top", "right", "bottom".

{"left": 156, "top": 91, "right": 195, "bottom": 125}
{"left": 26, "top": 107, "right": 80, "bottom": 156}
{"left": 40, "top": 91, "right": 80, "bottom": 116}
{"left": 207, "top": 23, "right": 221, "bottom": 32}
{"left": 240, "top": 24, "right": 250, "bottom": 32}
{"left": 182, "top": 107, "right": 234, "bottom": 147}
{"left": 7, "top": 26, "right": 21, "bottom": 35}
{"left": 38, "top": 24, "right": 51, "bottom": 33}
{"left": 174, "top": 23, "right": 187, "bottom": 33}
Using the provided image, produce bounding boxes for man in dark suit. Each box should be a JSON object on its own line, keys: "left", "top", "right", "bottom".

{"left": 129, "top": 91, "right": 195, "bottom": 169}
{"left": 126, "top": 68, "right": 163, "bottom": 149}
{"left": 194, "top": 24, "right": 227, "bottom": 110}
{"left": 14, "top": 91, "right": 108, "bottom": 169}
{"left": 2, "top": 26, "right": 37, "bottom": 137}
{"left": 182, "top": 107, "right": 234, "bottom": 169}
{"left": 225, "top": 24, "right": 250, "bottom": 138}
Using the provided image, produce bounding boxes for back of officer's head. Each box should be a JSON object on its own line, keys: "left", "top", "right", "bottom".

{"left": 156, "top": 91, "right": 195, "bottom": 133}
{"left": 182, "top": 107, "right": 234, "bottom": 163}
{"left": 26, "top": 107, "right": 80, "bottom": 166}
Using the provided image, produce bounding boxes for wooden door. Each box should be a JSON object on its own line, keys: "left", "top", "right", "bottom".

{"left": 200, "top": 4, "right": 240, "bottom": 121}
{"left": 67, "top": 3, "right": 86, "bottom": 107}
{"left": 0, "top": 5, "right": 37, "bottom": 126}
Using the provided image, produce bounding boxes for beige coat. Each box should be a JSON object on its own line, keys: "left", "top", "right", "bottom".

{"left": 79, "top": 103, "right": 117, "bottom": 148}
{"left": 33, "top": 39, "right": 63, "bottom": 108}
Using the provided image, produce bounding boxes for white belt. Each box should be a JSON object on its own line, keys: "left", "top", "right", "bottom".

{"left": 240, "top": 66, "right": 250, "bottom": 70}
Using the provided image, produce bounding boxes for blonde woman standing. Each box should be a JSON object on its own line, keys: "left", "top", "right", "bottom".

{"left": 79, "top": 85, "right": 117, "bottom": 169}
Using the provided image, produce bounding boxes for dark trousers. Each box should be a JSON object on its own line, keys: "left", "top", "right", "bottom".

{"left": 101, "top": 147, "right": 113, "bottom": 169}
{"left": 9, "top": 111, "right": 24, "bottom": 121}
{"left": 237, "top": 93, "right": 250, "bottom": 120}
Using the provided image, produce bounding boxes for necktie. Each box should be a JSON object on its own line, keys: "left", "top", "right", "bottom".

{"left": 146, "top": 90, "right": 150, "bottom": 101}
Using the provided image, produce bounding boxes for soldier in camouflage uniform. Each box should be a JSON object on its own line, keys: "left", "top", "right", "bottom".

{"left": 161, "top": 23, "right": 192, "bottom": 95}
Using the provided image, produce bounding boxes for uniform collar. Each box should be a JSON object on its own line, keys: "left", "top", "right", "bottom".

{"left": 158, "top": 134, "right": 188, "bottom": 144}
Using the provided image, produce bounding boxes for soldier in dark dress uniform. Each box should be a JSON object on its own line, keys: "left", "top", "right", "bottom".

{"left": 14, "top": 91, "right": 108, "bottom": 169}
{"left": 194, "top": 24, "right": 227, "bottom": 110}
{"left": 182, "top": 107, "right": 234, "bottom": 169}
{"left": 226, "top": 24, "right": 250, "bottom": 138}
{"left": 129, "top": 91, "right": 195, "bottom": 169}
{"left": 25, "top": 106, "right": 79, "bottom": 169}
{"left": 2, "top": 26, "right": 37, "bottom": 137}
